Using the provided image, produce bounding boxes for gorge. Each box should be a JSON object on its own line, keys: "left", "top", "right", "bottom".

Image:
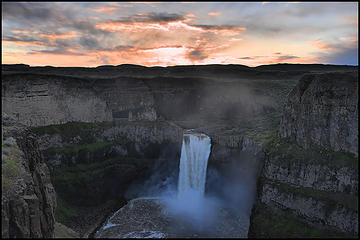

{"left": 2, "top": 63, "right": 358, "bottom": 238}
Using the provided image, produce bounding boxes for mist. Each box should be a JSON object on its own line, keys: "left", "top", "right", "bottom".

{"left": 124, "top": 140, "right": 260, "bottom": 234}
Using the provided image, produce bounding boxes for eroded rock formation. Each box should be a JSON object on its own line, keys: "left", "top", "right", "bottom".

{"left": 2, "top": 113, "right": 56, "bottom": 238}
{"left": 279, "top": 72, "right": 358, "bottom": 156}
{"left": 249, "top": 72, "right": 358, "bottom": 238}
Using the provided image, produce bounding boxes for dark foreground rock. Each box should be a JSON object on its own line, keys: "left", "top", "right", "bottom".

{"left": 2, "top": 113, "right": 56, "bottom": 238}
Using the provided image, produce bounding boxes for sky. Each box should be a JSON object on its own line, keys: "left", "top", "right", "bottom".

{"left": 2, "top": 1, "right": 358, "bottom": 67}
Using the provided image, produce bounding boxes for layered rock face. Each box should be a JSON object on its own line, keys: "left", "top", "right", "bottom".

{"left": 2, "top": 68, "right": 280, "bottom": 128}
{"left": 279, "top": 72, "right": 358, "bottom": 156}
{"left": 2, "top": 74, "right": 157, "bottom": 127}
{"left": 2, "top": 114, "right": 56, "bottom": 238}
{"left": 249, "top": 72, "right": 358, "bottom": 238}
{"left": 34, "top": 120, "right": 183, "bottom": 169}
{"left": 30, "top": 120, "right": 183, "bottom": 235}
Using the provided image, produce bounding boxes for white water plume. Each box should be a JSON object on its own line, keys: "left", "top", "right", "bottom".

{"left": 177, "top": 132, "right": 211, "bottom": 199}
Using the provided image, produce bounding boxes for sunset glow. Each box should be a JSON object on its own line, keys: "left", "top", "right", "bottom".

{"left": 2, "top": 2, "right": 358, "bottom": 67}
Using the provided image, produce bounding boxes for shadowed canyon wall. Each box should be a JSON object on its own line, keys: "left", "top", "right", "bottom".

{"left": 249, "top": 72, "right": 358, "bottom": 238}
{"left": 2, "top": 114, "right": 56, "bottom": 238}
{"left": 2, "top": 64, "right": 358, "bottom": 237}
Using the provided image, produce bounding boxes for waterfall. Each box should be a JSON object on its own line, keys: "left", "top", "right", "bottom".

{"left": 178, "top": 132, "right": 211, "bottom": 199}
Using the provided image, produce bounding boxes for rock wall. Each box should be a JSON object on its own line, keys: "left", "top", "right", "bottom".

{"left": 2, "top": 114, "right": 56, "bottom": 238}
{"left": 249, "top": 72, "right": 358, "bottom": 238}
{"left": 279, "top": 72, "right": 358, "bottom": 156}
{"left": 2, "top": 71, "right": 277, "bottom": 128}
{"left": 2, "top": 74, "right": 157, "bottom": 127}
{"left": 34, "top": 120, "right": 183, "bottom": 169}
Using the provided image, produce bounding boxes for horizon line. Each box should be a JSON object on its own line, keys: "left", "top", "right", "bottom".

{"left": 2, "top": 62, "right": 359, "bottom": 69}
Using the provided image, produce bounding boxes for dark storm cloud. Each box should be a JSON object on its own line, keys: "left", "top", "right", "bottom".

{"left": 72, "top": 20, "right": 111, "bottom": 35}
{"left": 3, "top": 2, "right": 56, "bottom": 20}
{"left": 192, "top": 24, "right": 243, "bottom": 31}
{"left": 2, "top": 2, "right": 70, "bottom": 24}
{"left": 323, "top": 46, "right": 358, "bottom": 65}
{"left": 278, "top": 55, "right": 299, "bottom": 60}
{"left": 3, "top": 35, "right": 43, "bottom": 43}
{"left": 79, "top": 37, "right": 99, "bottom": 50}
{"left": 112, "top": 12, "right": 185, "bottom": 23}
{"left": 34, "top": 48, "right": 85, "bottom": 56}
{"left": 317, "top": 42, "right": 358, "bottom": 65}
{"left": 188, "top": 50, "right": 208, "bottom": 61}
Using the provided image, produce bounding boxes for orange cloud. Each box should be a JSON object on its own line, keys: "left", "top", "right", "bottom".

{"left": 11, "top": 30, "right": 38, "bottom": 34}
{"left": 38, "top": 31, "right": 79, "bottom": 41}
{"left": 91, "top": 6, "right": 118, "bottom": 13}
{"left": 2, "top": 39, "right": 45, "bottom": 47}
{"left": 340, "top": 36, "right": 358, "bottom": 43}
{"left": 96, "top": 19, "right": 246, "bottom": 37}
{"left": 308, "top": 39, "right": 333, "bottom": 50}
{"left": 208, "top": 12, "right": 222, "bottom": 16}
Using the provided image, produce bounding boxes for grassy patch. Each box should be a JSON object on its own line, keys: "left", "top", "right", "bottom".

{"left": 2, "top": 144, "right": 23, "bottom": 194}
{"left": 44, "top": 141, "right": 113, "bottom": 155}
{"left": 55, "top": 194, "right": 78, "bottom": 223}
{"left": 31, "top": 120, "right": 169, "bottom": 138}
{"left": 54, "top": 222, "right": 79, "bottom": 238}
{"left": 264, "top": 134, "right": 358, "bottom": 170}
{"left": 252, "top": 202, "right": 355, "bottom": 238}
{"left": 50, "top": 156, "right": 150, "bottom": 206}
{"left": 266, "top": 179, "right": 358, "bottom": 212}
{"left": 31, "top": 121, "right": 113, "bottom": 137}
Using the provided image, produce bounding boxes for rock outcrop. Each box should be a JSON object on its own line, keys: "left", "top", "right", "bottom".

{"left": 279, "top": 72, "right": 358, "bottom": 156}
{"left": 2, "top": 113, "right": 56, "bottom": 238}
{"left": 95, "top": 197, "right": 249, "bottom": 238}
{"left": 33, "top": 120, "right": 183, "bottom": 169}
{"left": 249, "top": 72, "right": 358, "bottom": 238}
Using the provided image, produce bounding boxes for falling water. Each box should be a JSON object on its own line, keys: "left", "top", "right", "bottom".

{"left": 178, "top": 132, "right": 211, "bottom": 199}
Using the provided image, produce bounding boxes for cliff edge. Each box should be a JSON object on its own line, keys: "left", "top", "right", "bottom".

{"left": 249, "top": 72, "right": 358, "bottom": 238}
{"left": 2, "top": 113, "right": 56, "bottom": 238}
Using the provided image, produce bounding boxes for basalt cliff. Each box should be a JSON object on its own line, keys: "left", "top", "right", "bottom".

{"left": 249, "top": 72, "right": 358, "bottom": 237}
{"left": 2, "top": 63, "right": 358, "bottom": 238}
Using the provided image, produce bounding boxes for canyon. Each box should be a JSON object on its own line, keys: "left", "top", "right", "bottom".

{"left": 2, "top": 63, "right": 358, "bottom": 238}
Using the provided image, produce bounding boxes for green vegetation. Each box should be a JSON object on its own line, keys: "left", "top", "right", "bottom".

{"left": 264, "top": 134, "right": 358, "bottom": 170}
{"left": 50, "top": 155, "right": 149, "bottom": 205}
{"left": 2, "top": 142, "right": 23, "bottom": 194}
{"left": 51, "top": 156, "right": 147, "bottom": 185}
{"left": 54, "top": 222, "right": 79, "bottom": 238}
{"left": 31, "top": 120, "right": 170, "bottom": 138}
{"left": 31, "top": 121, "right": 113, "bottom": 137}
{"left": 252, "top": 202, "right": 355, "bottom": 238}
{"left": 266, "top": 179, "right": 358, "bottom": 212}
{"left": 44, "top": 141, "right": 113, "bottom": 154}
{"left": 55, "top": 194, "right": 78, "bottom": 223}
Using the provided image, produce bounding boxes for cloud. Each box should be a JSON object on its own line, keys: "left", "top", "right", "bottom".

{"left": 33, "top": 48, "right": 85, "bottom": 56}
{"left": 91, "top": 6, "right": 118, "bottom": 14}
{"left": 11, "top": 30, "right": 38, "bottom": 34}
{"left": 278, "top": 55, "right": 299, "bottom": 60}
{"left": 38, "top": 31, "right": 79, "bottom": 40}
{"left": 187, "top": 50, "right": 208, "bottom": 61}
{"left": 2, "top": 2, "right": 357, "bottom": 67}
{"left": 312, "top": 38, "right": 358, "bottom": 65}
{"left": 79, "top": 37, "right": 99, "bottom": 50}
{"left": 208, "top": 12, "right": 222, "bottom": 16}
{"left": 114, "top": 12, "right": 185, "bottom": 23}
{"left": 2, "top": 35, "right": 46, "bottom": 46}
